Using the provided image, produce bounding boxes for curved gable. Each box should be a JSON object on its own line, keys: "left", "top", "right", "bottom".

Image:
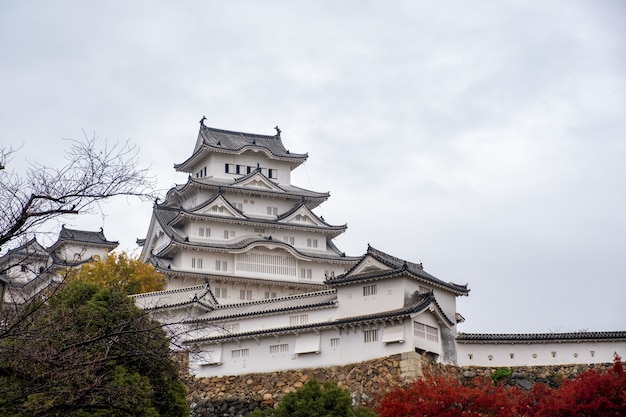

{"left": 350, "top": 256, "right": 392, "bottom": 275}
{"left": 281, "top": 205, "right": 327, "bottom": 228}
{"left": 196, "top": 195, "right": 245, "bottom": 218}
{"left": 234, "top": 171, "right": 283, "bottom": 192}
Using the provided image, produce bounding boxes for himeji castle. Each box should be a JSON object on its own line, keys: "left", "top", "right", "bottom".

{"left": 135, "top": 121, "right": 625, "bottom": 377}
{"left": 1, "top": 226, "right": 118, "bottom": 308}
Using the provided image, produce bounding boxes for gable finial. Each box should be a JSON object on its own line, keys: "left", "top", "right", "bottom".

{"left": 274, "top": 126, "right": 281, "bottom": 137}
{"left": 199, "top": 115, "right": 206, "bottom": 126}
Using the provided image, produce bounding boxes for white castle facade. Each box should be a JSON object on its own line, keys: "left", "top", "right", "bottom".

{"left": 127, "top": 122, "right": 625, "bottom": 377}
{"left": 0, "top": 226, "right": 118, "bottom": 308}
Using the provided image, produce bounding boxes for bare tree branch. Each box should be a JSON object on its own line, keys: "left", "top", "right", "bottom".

{"left": 0, "top": 132, "right": 156, "bottom": 251}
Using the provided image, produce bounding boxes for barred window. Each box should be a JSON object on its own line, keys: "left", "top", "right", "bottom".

{"left": 269, "top": 344, "right": 289, "bottom": 354}
{"left": 289, "top": 314, "right": 308, "bottom": 326}
{"left": 231, "top": 348, "right": 249, "bottom": 358}
{"left": 363, "top": 284, "right": 377, "bottom": 296}
{"left": 363, "top": 329, "right": 378, "bottom": 343}
{"left": 414, "top": 322, "right": 439, "bottom": 342}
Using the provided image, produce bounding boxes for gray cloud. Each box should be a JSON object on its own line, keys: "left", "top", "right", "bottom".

{"left": 1, "top": 0, "right": 624, "bottom": 333}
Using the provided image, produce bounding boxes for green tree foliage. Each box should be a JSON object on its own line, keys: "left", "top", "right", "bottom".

{"left": 251, "top": 379, "right": 378, "bottom": 417}
{"left": 0, "top": 280, "right": 189, "bottom": 416}
{"left": 70, "top": 252, "right": 166, "bottom": 294}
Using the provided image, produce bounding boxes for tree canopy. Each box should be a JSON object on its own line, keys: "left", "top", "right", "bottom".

{"left": 70, "top": 252, "right": 166, "bottom": 294}
{"left": 251, "top": 379, "right": 377, "bottom": 417}
{"left": 0, "top": 280, "right": 189, "bottom": 416}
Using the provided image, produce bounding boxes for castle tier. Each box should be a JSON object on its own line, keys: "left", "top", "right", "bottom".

{"left": 139, "top": 125, "right": 359, "bottom": 303}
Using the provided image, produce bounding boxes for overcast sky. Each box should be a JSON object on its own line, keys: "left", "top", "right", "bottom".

{"left": 1, "top": 1, "right": 625, "bottom": 333}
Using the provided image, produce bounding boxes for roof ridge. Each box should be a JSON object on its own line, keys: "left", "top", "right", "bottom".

{"left": 133, "top": 284, "right": 206, "bottom": 298}
{"left": 214, "top": 288, "right": 337, "bottom": 311}
{"left": 202, "top": 125, "right": 281, "bottom": 140}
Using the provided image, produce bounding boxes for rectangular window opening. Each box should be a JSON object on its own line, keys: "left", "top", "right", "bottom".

{"left": 363, "top": 329, "right": 378, "bottom": 343}
{"left": 363, "top": 284, "right": 377, "bottom": 296}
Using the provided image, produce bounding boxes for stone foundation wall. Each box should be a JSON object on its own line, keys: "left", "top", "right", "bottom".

{"left": 180, "top": 352, "right": 613, "bottom": 417}
{"left": 457, "top": 362, "right": 612, "bottom": 389}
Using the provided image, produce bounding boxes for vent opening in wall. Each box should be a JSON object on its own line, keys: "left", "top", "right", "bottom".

{"left": 415, "top": 348, "right": 439, "bottom": 364}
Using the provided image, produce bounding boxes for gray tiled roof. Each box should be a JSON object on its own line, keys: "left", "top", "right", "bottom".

{"left": 326, "top": 245, "right": 469, "bottom": 295}
{"left": 133, "top": 284, "right": 216, "bottom": 311}
{"left": 188, "top": 289, "right": 338, "bottom": 322}
{"left": 175, "top": 209, "right": 347, "bottom": 236}
{"left": 48, "top": 226, "right": 118, "bottom": 251}
{"left": 184, "top": 291, "right": 455, "bottom": 344}
{"left": 198, "top": 126, "right": 307, "bottom": 159}
{"left": 456, "top": 331, "right": 626, "bottom": 343}
{"left": 171, "top": 176, "right": 330, "bottom": 202}
{"left": 0, "top": 238, "right": 48, "bottom": 263}
{"left": 152, "top": 205, "right": 354, "bottom": 261}
{"left": 175, "top": 126, "right": 308, "bottom": 172}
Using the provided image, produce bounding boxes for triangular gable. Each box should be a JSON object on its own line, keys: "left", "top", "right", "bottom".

{"left": 196, "top": 195, "right": 245, "bottom": 218}
{"left": 344, "top": 255, "right": 392, "bottom": 276}
{"left": 235, "top": 172, "right": 283, "bottom": 192}
{"left": 0, "top": 238, "right": 48, "bottom": 265}
{"left": 410, "top": 299, "right": 455, "bottom": 329}
{"left": 282, "top": 205, "right": 326, "bottom": 227}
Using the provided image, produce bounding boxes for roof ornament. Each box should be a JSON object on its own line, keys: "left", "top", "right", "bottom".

{"left": 199, "top": 115, "right": 206, "bottom": 126}
{"left": 274, "top": 126, "right": 281, "bottom": 137}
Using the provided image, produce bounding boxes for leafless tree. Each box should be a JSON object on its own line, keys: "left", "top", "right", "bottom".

{"left": 0, "top": 132, "right": 155, "bottom": 251}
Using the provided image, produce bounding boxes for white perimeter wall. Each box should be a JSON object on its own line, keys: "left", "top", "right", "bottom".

{"left": 457, "top": 340, "right": 626, "bottom": 367}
